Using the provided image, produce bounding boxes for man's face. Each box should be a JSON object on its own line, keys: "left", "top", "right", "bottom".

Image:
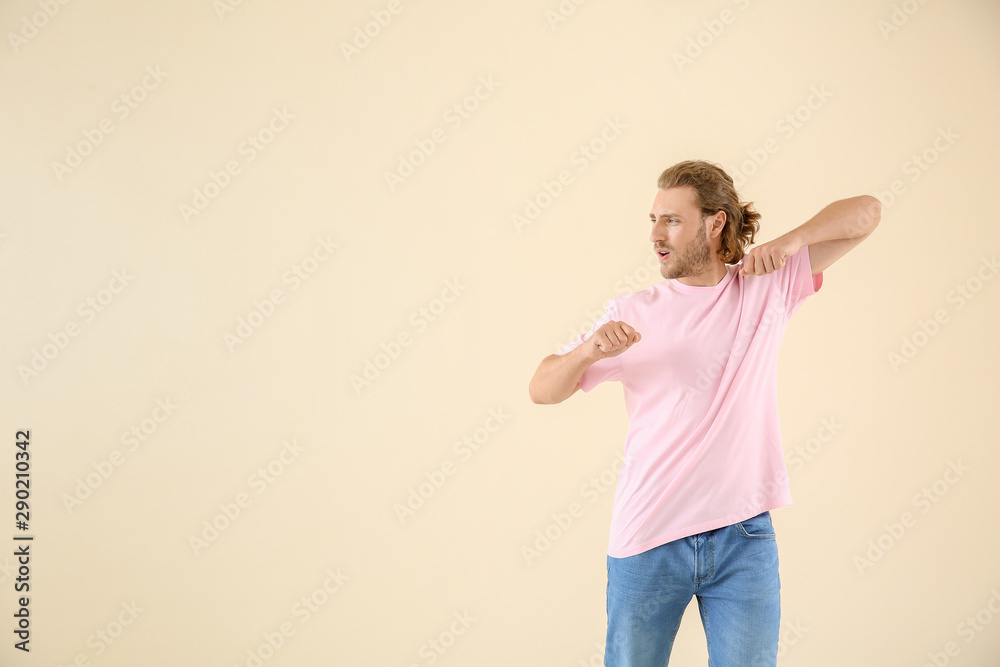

{"left": 649, "top": 186, "right": 721, "bottom": 280}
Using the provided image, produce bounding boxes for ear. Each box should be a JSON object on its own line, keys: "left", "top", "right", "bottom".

{"left": 708, "top": 210, "right": 726, "bottom": 238}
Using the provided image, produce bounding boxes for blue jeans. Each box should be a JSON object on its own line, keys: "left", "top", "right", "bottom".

{"left": 605, "top": 511, "right": 781, "bottom": 667}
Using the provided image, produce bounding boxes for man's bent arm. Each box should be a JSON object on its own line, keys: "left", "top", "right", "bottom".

{"left": 529, "top": 344, "right": 599, "bottom": 405}
{"left": 766, "top": 195, "right": 881, "bottom": 276}
{"left": 780, "top": 195, "right": 881, "bottom": 248}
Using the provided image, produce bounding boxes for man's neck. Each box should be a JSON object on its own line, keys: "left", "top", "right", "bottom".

{"left": 674, "top": 262, "right": 729, "bottom": 287}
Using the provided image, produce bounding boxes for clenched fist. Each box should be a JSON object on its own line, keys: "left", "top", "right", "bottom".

{"left": 587, "top": 320, "right": 641, "bottom": 359}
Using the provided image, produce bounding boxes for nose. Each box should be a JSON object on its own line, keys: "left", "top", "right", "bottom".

{"left": 650, "top": 221, "right": 665, "bottom": 244}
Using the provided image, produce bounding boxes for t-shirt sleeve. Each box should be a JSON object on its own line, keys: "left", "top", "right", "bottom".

{"left": 777, "top": 243, "right": 824, "bottom": 319}
{"left": 553, "top": 297, "right": 624, "bottom": 392}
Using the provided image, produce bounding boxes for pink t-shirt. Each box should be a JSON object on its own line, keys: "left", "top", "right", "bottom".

{"left": 555, "top": 244, "right": 823, "bottom": 558}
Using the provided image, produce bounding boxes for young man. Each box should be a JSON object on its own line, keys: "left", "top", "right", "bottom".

{"left": 528, "top": 160, "right": 880, "bottom": 667}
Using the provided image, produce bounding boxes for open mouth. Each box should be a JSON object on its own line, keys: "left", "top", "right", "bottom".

{"left": 657, "top": 250, "right": 671, "bottom": 260}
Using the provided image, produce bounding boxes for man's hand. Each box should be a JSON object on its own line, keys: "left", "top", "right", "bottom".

{"left": 739, "top": 236, "right": 802, "bottom": 276}
{"left": 587, "top": 320, "right": 641, "bottom": 359}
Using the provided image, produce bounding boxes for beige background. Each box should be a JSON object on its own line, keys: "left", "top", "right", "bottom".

{"left": 1, "top": 0, "right": 999, "bottom": 665}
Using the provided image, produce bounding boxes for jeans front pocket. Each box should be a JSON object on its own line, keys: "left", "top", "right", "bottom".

{"left": 736, "top": 510, "right": 776, "bottom": 539}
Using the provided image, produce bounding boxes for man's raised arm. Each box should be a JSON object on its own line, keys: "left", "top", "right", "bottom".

{"left": 529, "top": 320, "right": 640, "bottom": 404}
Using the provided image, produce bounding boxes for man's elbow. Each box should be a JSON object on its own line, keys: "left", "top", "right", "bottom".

{"left": 530, "top": 381, "right": 580, "bottom": 405}
{"left": 529, "top": 356, "right": 556, "bottom": 404}
{"left": 528, "top": 374, "right": 550, "bottom": 405}
{"left": 858, "top": 194, "right": 882, "bottom": 235}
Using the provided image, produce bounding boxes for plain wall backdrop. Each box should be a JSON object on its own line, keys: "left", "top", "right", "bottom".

{"left": 1, "top": 0, "right": 999, "bottom": 665}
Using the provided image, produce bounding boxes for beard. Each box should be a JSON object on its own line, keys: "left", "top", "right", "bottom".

{"left": 659, "top": 228, "right": 714, "bottom": 280}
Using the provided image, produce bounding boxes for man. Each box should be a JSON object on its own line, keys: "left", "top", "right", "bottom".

{"left": 528, "top": 160, "right": 880, "bottom": 667}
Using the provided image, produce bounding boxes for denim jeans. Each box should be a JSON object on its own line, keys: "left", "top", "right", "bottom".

{"left": 605, "top": 511, "right": 780, "bottom": 667}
